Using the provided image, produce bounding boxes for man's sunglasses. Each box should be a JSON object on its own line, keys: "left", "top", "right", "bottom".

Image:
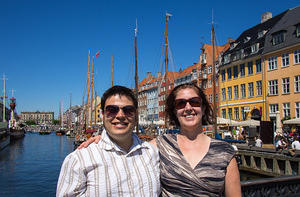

{"left": 105, "top": 105, "right": 136, "bottom": 117}
{"left": 174, "top": 97, "right": 202, "bottom": 110}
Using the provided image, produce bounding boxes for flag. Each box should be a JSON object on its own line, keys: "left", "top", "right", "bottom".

{"left": 95, "top": 50, "right": 100, "bottom": 58}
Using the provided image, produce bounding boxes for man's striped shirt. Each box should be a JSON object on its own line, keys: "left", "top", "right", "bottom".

{"left": 56, "top": 130, "right": 160, "bottom": 197}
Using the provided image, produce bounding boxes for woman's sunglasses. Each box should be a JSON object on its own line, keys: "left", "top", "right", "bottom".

{"left": 105, "top": 105, "right": 136, "bottom": 117}
{"left": 174, "top": 97, "right": 202, "bottom": 110}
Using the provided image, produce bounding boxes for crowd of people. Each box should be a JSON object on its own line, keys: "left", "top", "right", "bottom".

{"left": 275, "top": 131, "right": 300, "bottom": 155}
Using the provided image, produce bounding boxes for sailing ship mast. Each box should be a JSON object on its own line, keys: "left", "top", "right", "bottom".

{"left": 86, "top": 50, "right": 91, "bottom": 129}
{"left": 111, "top": 55, "right": 114, "bottom": 87}
{"left": 134, "top": 20, "right": 139, "bottom": 135}
{"left": 211, "top": 18, "right": 218, "bottom": 135}
{"left": 90, "top": 57, "right": 95, "bottom": 128}
{"left": 2, "top": 74, "right": 7, "bottom": 122}
{"left": 164, "top": 12, "right": 171, "bottom": 129}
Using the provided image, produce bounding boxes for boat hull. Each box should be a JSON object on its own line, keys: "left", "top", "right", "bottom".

{"left": 10, "top": 128, "right": 25, "bottom": 141}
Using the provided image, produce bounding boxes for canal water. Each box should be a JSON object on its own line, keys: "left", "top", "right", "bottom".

{"left": 0, "top": 132, "right": 74, "bottom": 197}
{"left": 0, "top": 132, "right": 267, "bottom": 197}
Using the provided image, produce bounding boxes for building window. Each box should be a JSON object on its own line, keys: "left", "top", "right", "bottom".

{"left": 221, "top": 70, "right": 225, "bottom": 81}
{"left": 222, "top": 109, "right": 226, "bottom": 119}
{"left": 268, "top": 80, "right": 278, "bottom": 95}
{"left": 240, "top": 64, "right": 245, "bottom": 76}
{"left": 241, "top": 107, "right": 246, "bottom": 120}
{"left": 256, "top": 59, "right": 262, "bottom": 73}
{"left": 248, "top": 61, "right": 253, "bottom": 75}
{"left": 234, "top": 85, "right": 239, "bottom": 99}
{"left": 241, "top": 84, "right": 246, "bottom": 98}
{"left": 282, "top": 53, "right": 289, "bottom": 67}
{"left": 227, "top": 68, "right": 232, "bottom": 80}
{"left": 283, "top": 103, "right": 290, "bottom": 118}
{"left": 224, "top": 54, "right": 230, "bottom": 64}
{"left": 296, "top": 24, "right": 300, "bottom": 37}
{"left": 228, "top": 108, "right": 233, "bottom": 120}
{"left": 256, "top": 81, "right": 262, "bottom": 96}
{"left": 269, "top": 104, "right": 279, "bottom": 114}
{"left": 234, "top": 107, "right": 239, "bottom": 120}
{"left": 203, "top": 80, "right": 207, "bottom": 89}
{"left": 222, "top": 88, "right": 226, "bottom": 101}
{"left": 208, "top": 66, "right": 212, "bottom": 74}
{"left": 295, "top": 49, "right": 300, "bottom": 64}
{"left": 233, "top": 65, "right": 238, "bottom": 78}
{"left": 282, "top": 78, "right": 290, "bottom": 94}
{"left": 209, "top": 94, "right": 213, "bottom": 103}
{"left": 297, "top": 24, "right": 300, "bottom": 37}
{"left": 268, "top": 56, "right": 278, "bottom": 70}
{"left": 248, "top": 82, "right": 254, "bottom": 97}
{"left": 295, "top": 102, "right": 300, "bottom": 118}
{"left": 295, "top": 75, "right": 300, "bottom": 92}
{"left": 208, "top": 79, "right": 212, "bottom": 88}
{"left": 272, "top": 31, "right": 286, "bottom": 45}
{"left": 251, "top": 43, "right": 259, "bottom": 53}
{"left": 296, "top": 102, "right": 300, "bottom": 118}
{"left": 227, "top": 87, "right": 232, "bottom": 100}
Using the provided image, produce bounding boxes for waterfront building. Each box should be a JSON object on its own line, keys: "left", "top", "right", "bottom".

{"left": 20, "top": 111, "right": 54, "bottom": 124}
{"left": 198, "top": 43, "right": 230, "bottom": 117}
{"left": 262, "top": 6, "right": 300, "bottom": 127}
{"left": 219, "top": 11, "right": 286, "bottom": 122}
{"left": 138, "top": 72, "right": 155, "bottom": 125}
{"left": 174, "top": 64, "right": 197, "bottom": 87}
{"left": 146, "top": 77, "right": 160, "bottom": 123}
{"left": 158, "top": 71, "right": 179, "bottom": 122}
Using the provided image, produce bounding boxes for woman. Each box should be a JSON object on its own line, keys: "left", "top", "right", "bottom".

{"left": 80, "top": 83, "right": 241, "bottom": 196}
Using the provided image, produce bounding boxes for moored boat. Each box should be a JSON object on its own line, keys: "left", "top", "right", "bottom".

{"left": 0, "top": 122, "right": 10, "bottom": 151}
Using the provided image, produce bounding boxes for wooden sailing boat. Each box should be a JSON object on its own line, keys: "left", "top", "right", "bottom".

{"left": 134, "top": 20, "right": 139, "bottom": 135}
{"left": 164, "top": 12, "right": 172, "bottom": 129}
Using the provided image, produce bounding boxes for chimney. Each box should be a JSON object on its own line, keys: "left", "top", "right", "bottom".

{"left": 261, "top": 12, "right": 272, "bottom": 23}
{"left": 146, "top": 72, "right": 152, "bottom": 78}
{"left": 227, "top": 38, "right": 234, "bottom": 44}
{"left": 157, "top": 72, "right": 162, "bottom": 78}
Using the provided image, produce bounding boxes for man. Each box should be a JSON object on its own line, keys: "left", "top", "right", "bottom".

{"left": 255, "top": 136, "right": 262, "bottom": 147}
{"left": 292, "top": 136, "right": 300, "bottom": 150}
{"left": 56, "top": 86, "right": 160, "bottom": 197}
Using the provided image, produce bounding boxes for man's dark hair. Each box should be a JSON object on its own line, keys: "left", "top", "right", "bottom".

{"left": 101, "top": 85, "right": 138, "bottom": 111}
{"left": 166, "top": 82, "right": 213, "bottom": 127}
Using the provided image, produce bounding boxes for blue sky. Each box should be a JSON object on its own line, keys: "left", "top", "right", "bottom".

{"left": 1, "top": 0, "right": 299, "bottom": 118}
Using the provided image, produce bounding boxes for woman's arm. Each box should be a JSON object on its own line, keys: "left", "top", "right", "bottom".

{"left": 225, "top": 158, "right": 241, "bottom": 197}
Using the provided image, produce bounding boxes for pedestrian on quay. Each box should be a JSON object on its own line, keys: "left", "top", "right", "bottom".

{"left": 255, "top": 136, "right": 263, "bottom": 147}
{"left": 56, "top": 86, "right": 160, "bottom": 196}
{"left": 80, "top": 83, "right": 241, "bottom": 196}
{"left": 292, "top": 136, "right": 300, "bottom": 150}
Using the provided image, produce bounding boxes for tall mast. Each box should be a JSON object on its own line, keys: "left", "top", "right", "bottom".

{"left": 2, "top": 74, "right": 7, "bottom": 122}
{"left": 69, "top": 93, "right": 72, "bottom": 130}
{"left": 90, "top": 57, "right": 95, "bottom": 128}
{"left": 81, "top": 95, "right": 85, "bottom": 131}
{"left": 94, "top": 91, "right": 97, "bottom": 125}
{"left": 164, "top": 12, "right": 171, "bottom": 129}
{"left": 134, "top": 20, "right": 139, "bottom": 135}
{"left": 211, "top": 19, "right": 217, "bottom": 135}
{"left": 86, "top": 50, "right": 91, "bottom": 129}
{"left": 111, "top": 55, "right": 114, "bottom": 87}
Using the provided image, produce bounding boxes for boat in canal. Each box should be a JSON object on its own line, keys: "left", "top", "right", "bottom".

{"left": 8, "top": 97, "right": 25, "bottom": 141}
{"left": 0, "top": 122, "right": 10, "bottom": 150}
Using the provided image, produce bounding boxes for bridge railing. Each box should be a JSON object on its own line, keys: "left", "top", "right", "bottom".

{"left": 241, "top": 175, "right": 300, "bottom": 197}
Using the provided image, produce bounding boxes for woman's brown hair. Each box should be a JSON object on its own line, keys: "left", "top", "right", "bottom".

{"left": 166, "top": 83, "right": 213, "bottom": 127}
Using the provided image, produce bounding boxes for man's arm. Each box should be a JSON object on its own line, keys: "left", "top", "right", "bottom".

{"left": 56, "top": 153, "right": 86, "bottom": 197}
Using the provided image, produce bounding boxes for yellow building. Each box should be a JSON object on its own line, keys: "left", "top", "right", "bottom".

{"left": 262, "top": 6, "right": 300, "bottom": 127}
{"left": 219, "top": 11, "right": 286, "bottom": 122}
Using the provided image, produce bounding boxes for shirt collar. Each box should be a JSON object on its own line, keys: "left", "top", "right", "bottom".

{"left": 100, "top": 129, "right": 148, "bottom": 154}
